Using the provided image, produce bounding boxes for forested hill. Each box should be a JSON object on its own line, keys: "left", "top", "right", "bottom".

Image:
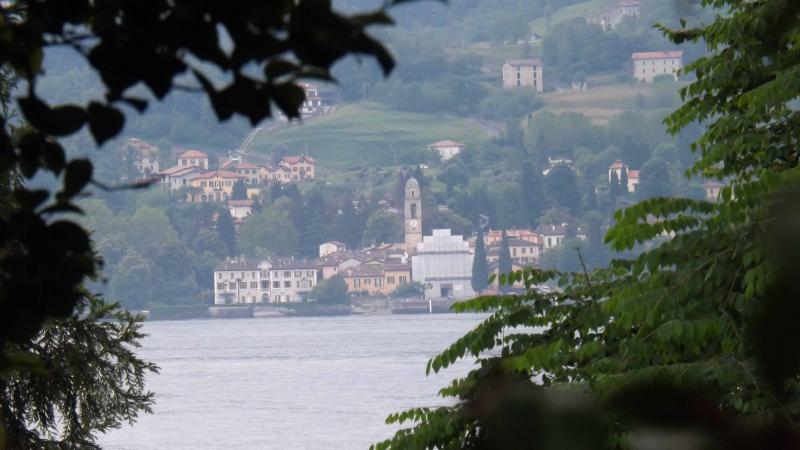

{"left": 39, "top": 0, "right": 708, "bottom": 169}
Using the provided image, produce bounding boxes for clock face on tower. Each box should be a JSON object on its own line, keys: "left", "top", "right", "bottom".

{"left": 410, "top": 219, "right": 418, "bottom": 230}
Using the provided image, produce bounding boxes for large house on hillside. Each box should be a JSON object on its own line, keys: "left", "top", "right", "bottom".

{"left": 502, "top": 59, "right": 544, "bottom": 92}
{"left": 631, "top": 51, "right": 683, "bottom": 82}
{"left": 189, "top": 170, "right": 246, "bottom": 202}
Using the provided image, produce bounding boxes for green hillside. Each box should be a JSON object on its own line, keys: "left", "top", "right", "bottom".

{"left": 249, "top": 103, "right": 490, "bottom": 171}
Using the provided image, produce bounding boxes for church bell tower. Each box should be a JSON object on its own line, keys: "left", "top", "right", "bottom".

{"left": 404, "top": 177, "right": 422, "bottom": 251}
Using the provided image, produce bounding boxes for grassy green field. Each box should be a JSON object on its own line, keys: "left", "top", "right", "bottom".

{"left": 530, "top": 0, "right": 607, "bottom": 36}
{"left": 540, "top": 82, "right": 685, "bottom": 124}
{"left": 249, "top": 103, "right": 490, "bottom": 171}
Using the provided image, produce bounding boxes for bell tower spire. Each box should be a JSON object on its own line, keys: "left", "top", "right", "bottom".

{"left": 404, "top": 177, "right": 422, "bottom": 251}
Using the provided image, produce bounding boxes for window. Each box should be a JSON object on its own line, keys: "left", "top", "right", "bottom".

{"left": 216, "top": 283, "right": 224, "bottom": 290}
{"left": 387, "top": 276, "right": 395, "bottom": 284}
{"left": 217, "top": 273, "right": 222, "bottom": 279}
{"left": 284, "top": 271, "right": 291, "bottom": 277}
{"left": 307, "top": 270, "right": 314, "bottom": 277}
{"left": 273, "top": 281, "right": 280, "bottom": 288}
{"left": 400, "top": 276, "right": 408, "bottom": 284}
{"left": 250, "top": 282, "right": 257, "bottom": 289}
{"left": 365, "top": 278, "right": 371, "bottom": 285}
{"left": 239, "top": 282, "right": 246, "bottom": 289}
{"left": 230, "top": 273, "right": 234, "bottom": 279}
{"left": 284, "top": 281, "right": 291, "bottom": 288}
{"left": 521, "top": 248, "right": 527, "bottom": 254}
{"left": 294, "top": 271, "right": 302, "bottom": 277}
{"left": 354, "top": 279, "right": 360, "bottom": 288}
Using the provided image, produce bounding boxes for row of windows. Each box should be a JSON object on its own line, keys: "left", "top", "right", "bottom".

{"left": 216, "top": 279, "right": 315, "bottom": 291}
{"left": 217, "top": 270, "right": 316, "bottom": 280}
{"left": 352, "top": 275, "right": 408, "bottom": 288}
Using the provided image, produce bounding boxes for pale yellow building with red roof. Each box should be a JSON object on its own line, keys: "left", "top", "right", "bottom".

{"left": 189, "top": 170, "right": 246, "bottom": 202}
{"left": 177, "top": 149, "right": 209, "bottom": 170}
{"left": 631, "top": 51, "right": 683, "bottom": 82}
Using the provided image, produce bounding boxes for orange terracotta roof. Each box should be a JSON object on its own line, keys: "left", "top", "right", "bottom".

{"left": 235, "top": 162, "right": 260, "bottom": 169}
{"left": 158, "top": 165, "right": 204, "bottom": 176}
{"left": 631, "top": 51, "right": 683, "bottom": 60}
{"left": 628, "top": 170, "right": 640, "bottom": 179}
{"left": 178, "top": 149, "right": 209, "bottom": 158}
{"left": 281, "top": 155, "right": 315, "bottom": 164}
{"left": 193, "top": 170, "right": 245, "bottom": 179}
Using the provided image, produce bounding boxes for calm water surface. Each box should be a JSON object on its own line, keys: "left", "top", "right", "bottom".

{"left": 100, "top": 314, "right": 486, "bottom": 450}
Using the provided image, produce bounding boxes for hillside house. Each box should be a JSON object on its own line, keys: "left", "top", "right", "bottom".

{"left": 189, "top": 170, "right": 246, "bottom": 202}
{"left": 428, "top": 140, "right": 464, "bottom": 161}
{"left": 538, "top": 223, "right": 587, "bottom": 250}
{"left": 177, "top": 149, "right": 209, "bottom": 170}
{"left": 502, "top": 59, "right": 544, "bottom": 93}
{"left": 222, "top": 160, "right": 261, "bottom": 185}
{"left": 632, "top": 51, "right": 683, "bottom": 82}
{"left": 319, "top": 241, "right": 347, "bottom": 258}
{"left": 588, "top": 0, "right": 640, "bottom": 30}
{"left": 157, "top": 165, "right": 204, "bottom": 190}
{"left": 124, "top": 138, "right": 160, "bottom": 176}
{"left": 280, "top": 155, "right": 316, "bottom": 181}
{"left": 228, "top": 199, "right": 254, "bottom": 220}
{"left": 299, "top": 82, "right": 329, "bottom": 116}
{"left": 608, "top": 160, "right": 639, "bottom": 193}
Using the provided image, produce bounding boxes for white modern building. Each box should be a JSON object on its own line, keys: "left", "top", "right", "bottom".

{"left": 411, "top": 229, "right": 475, "bottom": 300}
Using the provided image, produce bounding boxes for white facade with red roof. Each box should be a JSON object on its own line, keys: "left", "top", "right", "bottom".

{"left": 177, "top": 149, "right": 209, "bottom": 170}
{"left": 608, "top": 160, "right": 639, "bottom": 193}
{"left": 632, "top": 50, "right": 683, "bottom": 82}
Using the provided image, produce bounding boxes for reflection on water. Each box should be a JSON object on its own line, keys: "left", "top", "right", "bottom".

{"left": 100, "top": 314, "right": 486, "bottom": 450}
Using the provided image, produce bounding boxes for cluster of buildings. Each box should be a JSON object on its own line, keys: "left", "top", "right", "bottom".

{"left": 588, "top": 0, "right": 641, "bottom": 31}
{"left": 125, "top": 138, "right": 316, "bottom": 204}
{"left": 213, "top": 177, "right": 586, "bottom": 305}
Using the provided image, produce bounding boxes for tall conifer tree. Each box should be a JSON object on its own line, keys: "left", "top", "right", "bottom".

{"left": 498, "top": 230, "right": 512, "bottom": 294}
{"left": 471, "top": 229, "right": 489, "bottom": 295}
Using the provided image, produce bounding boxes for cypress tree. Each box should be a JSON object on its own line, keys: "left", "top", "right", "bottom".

{"left": 498, "top": 230, "right": 512, "bottom": 294}
{"left": 609, "top": 170, "right": 620, "bottom": 208}
{"left": 231, "top": 180, "right": 248, "bottom": 200}
{"left": 471, "top": 229, "right": 489, "bottom": 295}
{"left": 619, "top": 167, "right": 629, "bottom": 195}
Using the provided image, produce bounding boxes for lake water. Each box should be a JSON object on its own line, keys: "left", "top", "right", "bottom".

{"left": 99, "top": 314, "right": 487, "bottom": 450}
